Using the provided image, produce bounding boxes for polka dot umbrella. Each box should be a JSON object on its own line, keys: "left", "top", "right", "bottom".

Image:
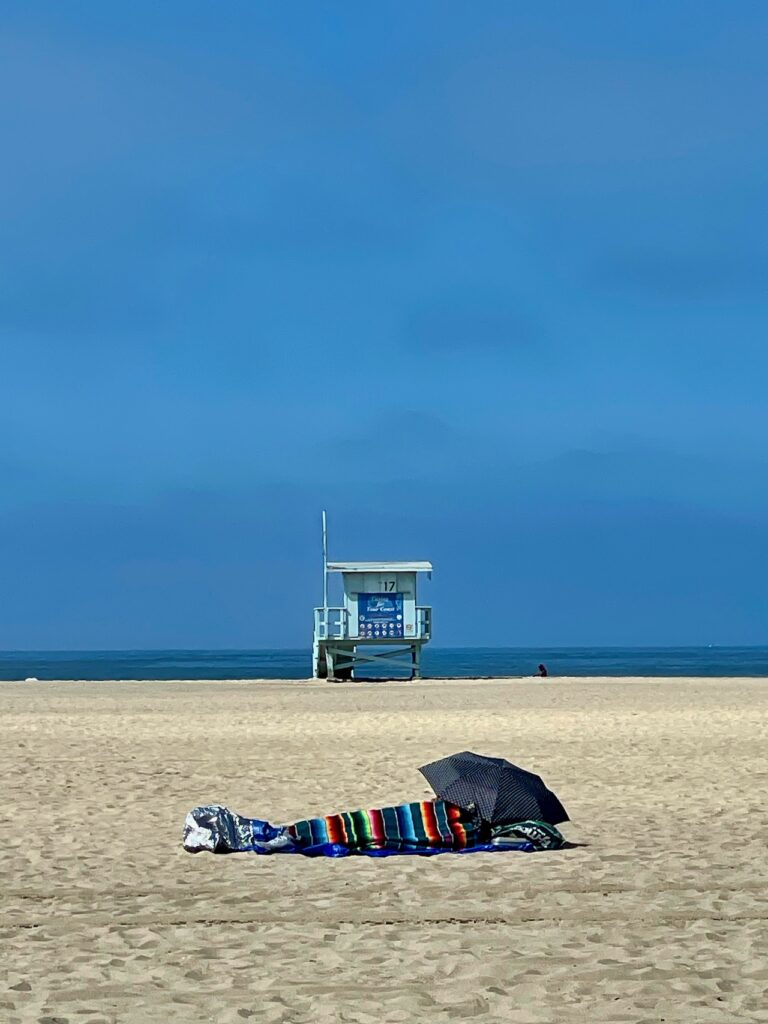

{"left": 419, "top": 750, "right": 568, "bottom": 826}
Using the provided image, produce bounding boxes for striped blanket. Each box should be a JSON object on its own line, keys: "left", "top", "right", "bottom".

{"left": 288, "top": 799, "right": 480, "bottom": 852}
{"left": 183, "top": 800, "right": 565, "bottom": 857}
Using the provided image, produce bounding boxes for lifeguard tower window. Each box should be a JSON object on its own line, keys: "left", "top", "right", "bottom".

{"left": 313, "top": 558, "right": 433, "bottom": 681}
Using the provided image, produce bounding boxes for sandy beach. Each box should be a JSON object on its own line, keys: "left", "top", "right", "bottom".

{"left": 2, "top": 676, "right": 767, "bottom": 1023}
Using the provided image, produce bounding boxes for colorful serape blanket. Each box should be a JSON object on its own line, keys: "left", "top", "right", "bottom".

{"left": 288, "top": 799, "right": 479, "bottom": 852}
{"left": 183, "top": 800, "right": 565, "bottom": 857}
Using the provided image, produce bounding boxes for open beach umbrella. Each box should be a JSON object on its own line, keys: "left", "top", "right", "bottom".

{"left": 419, "top": 751, "right": 568, "bottom": 826}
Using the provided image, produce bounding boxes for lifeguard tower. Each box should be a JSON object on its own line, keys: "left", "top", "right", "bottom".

{"left": 312, "top": 514, "right": 433, "bottom": 680}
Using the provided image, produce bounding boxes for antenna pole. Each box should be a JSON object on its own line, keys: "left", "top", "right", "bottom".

{"left": 321, "top": 510, "right": 328, "bottom": 608}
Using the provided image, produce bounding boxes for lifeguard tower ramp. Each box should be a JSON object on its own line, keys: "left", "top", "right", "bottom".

{"left": 313, "top": 559, "right": 433, "bottom": 680}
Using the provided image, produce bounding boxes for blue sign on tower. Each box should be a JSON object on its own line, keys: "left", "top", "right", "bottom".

{"left": 357, "top": 593, "right": 404, "bottom": 639}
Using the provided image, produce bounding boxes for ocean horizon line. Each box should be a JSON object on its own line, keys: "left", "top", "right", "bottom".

{"left": 1, "top": 643, "right": 765, "bottom": 654}
{"left": 1, "top": 645, "right": 767, "bottom": 681}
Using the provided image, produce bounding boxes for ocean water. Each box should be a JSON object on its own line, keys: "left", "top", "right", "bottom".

{"left": 0, "top": 646, "right": 767, "bottom": 681}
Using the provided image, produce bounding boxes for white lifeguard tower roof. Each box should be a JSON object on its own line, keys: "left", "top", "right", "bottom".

{"left": 326, "top": 560, "right": 433, "bottom": 573}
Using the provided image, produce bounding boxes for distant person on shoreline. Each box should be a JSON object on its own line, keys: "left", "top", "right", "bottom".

{"left": 537, "top": 664, "right": 548, "bottom": 678}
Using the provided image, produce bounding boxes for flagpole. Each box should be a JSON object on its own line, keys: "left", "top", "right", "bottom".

{"left": 321, "top": 510, "right": 328, "bottom": 608}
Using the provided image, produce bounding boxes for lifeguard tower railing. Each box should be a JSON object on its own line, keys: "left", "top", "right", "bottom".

{"left": 313, "top": 605, "right": 432, "bottom": 642}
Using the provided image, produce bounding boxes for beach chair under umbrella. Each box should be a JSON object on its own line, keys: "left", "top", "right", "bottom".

{"left": 419, "top": 750, "right": 568, "bottom": 826}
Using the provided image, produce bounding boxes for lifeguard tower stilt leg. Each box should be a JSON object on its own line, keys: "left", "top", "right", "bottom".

{"left": 412, "top": 645, "right": 421, "bottom": 680}
{"left": 312, "top": 513, "right": 432, "bottom": 681}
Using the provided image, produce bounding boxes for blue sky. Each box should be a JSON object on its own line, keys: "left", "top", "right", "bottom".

{"left": 2, "top": 2, "right": 767, "bottom": 648}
